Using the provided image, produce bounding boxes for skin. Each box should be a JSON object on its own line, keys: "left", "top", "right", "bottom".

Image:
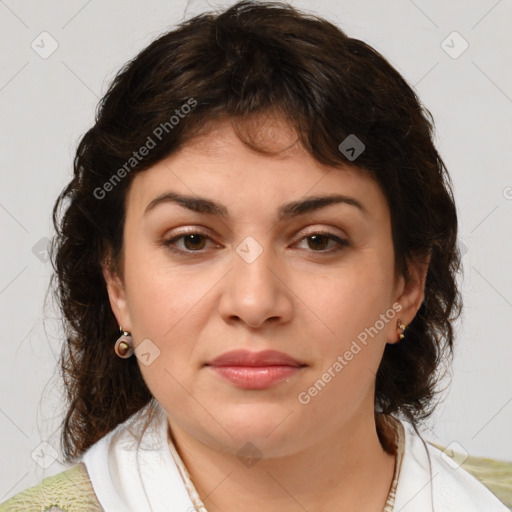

{"left": 104, "top": 116, "right": 429, "bottom": 512}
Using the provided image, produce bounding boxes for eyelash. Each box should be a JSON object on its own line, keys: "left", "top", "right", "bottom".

{"left": 162, "top": 229, "right": 350, "bottom": 256}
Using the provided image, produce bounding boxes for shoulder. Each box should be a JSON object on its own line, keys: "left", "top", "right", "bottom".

{"left": 396, "top": 418, "right": 511, "bottom": 511}
{"left": 0, "top": 463, "right": 103, "bottom": 512}
{"left": 458, "top": 452, "right": 512, "bottom": 509}
{"left": 429, "top": 441, "right": 512, "bottom": 511}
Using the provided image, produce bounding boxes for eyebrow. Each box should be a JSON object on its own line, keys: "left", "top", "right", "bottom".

{"left": 144, "top": 191, "right": 369, "bottom": 220}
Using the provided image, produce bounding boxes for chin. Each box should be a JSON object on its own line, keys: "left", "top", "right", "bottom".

{"left": 213, "top": 402, "right": 300, "bottom": 449}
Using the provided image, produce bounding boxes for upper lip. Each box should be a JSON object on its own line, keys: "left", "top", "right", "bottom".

{"left": 205, "top": 349, "right": 304, "bottom": 367}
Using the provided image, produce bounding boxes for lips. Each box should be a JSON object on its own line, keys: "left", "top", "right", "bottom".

{"left": 205, "top": 350, "right": 306, "bottom": 390}
{"left": 205, "top": 349, "right": 303, "bottom": 368}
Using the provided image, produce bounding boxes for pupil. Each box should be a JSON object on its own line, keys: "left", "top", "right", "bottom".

{"left": 184, "top": 234, "right": 205, "bottom": 250}
{"left": 309, "top": 235, "right": 327, "bottom": 250}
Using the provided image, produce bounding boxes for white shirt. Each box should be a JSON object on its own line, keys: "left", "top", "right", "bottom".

{"left": 81, "top": 402, "right": 508, "bottom": 512}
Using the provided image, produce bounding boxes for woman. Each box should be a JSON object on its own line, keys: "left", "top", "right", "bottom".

{"left": 1, "top": 1, "right": 508, "bottom": 511}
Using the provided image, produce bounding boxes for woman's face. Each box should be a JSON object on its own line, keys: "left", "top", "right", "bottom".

{"left": 105, "top": 117, "right": 423, "bottom": 457}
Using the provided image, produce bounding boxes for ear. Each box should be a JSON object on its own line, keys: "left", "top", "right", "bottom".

{"left": 387, "top": 252, "right": 431, "bottom": 344}
{"left": 102, "top": 257, "right": 132, "bottom": 332}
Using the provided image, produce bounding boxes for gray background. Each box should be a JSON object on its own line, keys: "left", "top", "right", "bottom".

{"left": 1, "top": 0, "right": 511, "bottom": 500}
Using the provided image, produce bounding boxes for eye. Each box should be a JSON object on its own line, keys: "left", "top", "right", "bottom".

{"left": 295, "top": 232, "right": 350, "bottom": 253}
{"left": 163, "top": 231, "right": 217, "bottom": 254}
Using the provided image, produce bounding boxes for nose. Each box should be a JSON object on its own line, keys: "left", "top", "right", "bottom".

{"left": 217, "top": 241, "right": 294, "bottom": 329}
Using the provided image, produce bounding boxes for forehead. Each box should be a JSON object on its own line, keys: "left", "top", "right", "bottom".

{"left": 126, "top": 117, "right": 388, "bottom": 222}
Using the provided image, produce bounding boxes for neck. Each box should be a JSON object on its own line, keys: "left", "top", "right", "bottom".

{"left": 167, "top": 406, "right": 396, "bottom": 512}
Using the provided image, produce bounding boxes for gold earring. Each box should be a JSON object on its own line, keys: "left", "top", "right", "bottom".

{"left": 397, "top": 320, "right": 407, "bottom": 340}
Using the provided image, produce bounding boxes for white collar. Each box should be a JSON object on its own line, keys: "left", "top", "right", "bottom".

{"left": 82, "top": 404, "right": 196, "bottom": 512}
{"left": 82, "top": 403, "right": 507, "bottom": 512}
{"left": 395, "top": 420, "right": 508, "bottom": 511}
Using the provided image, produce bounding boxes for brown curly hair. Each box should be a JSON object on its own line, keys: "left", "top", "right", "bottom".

{"left": 50, "top": 0, "right": 462, "bottom": 462}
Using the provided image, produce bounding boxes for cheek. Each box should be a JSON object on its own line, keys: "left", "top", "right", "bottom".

{"left": 312, "top": 259, "right": 391, "bottom": 328}
{"left": 302, "top": 254, "right": 394, "bottom": 373}
{"left": 123, "top": 243, "right": 209, "bottom": 337}
{"left": 122, "top": 251, "right": 209, "bottom": 407}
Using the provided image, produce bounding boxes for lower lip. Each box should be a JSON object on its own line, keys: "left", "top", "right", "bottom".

{"left": 207, "top": 365, "right": 302, "bottom": 389}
